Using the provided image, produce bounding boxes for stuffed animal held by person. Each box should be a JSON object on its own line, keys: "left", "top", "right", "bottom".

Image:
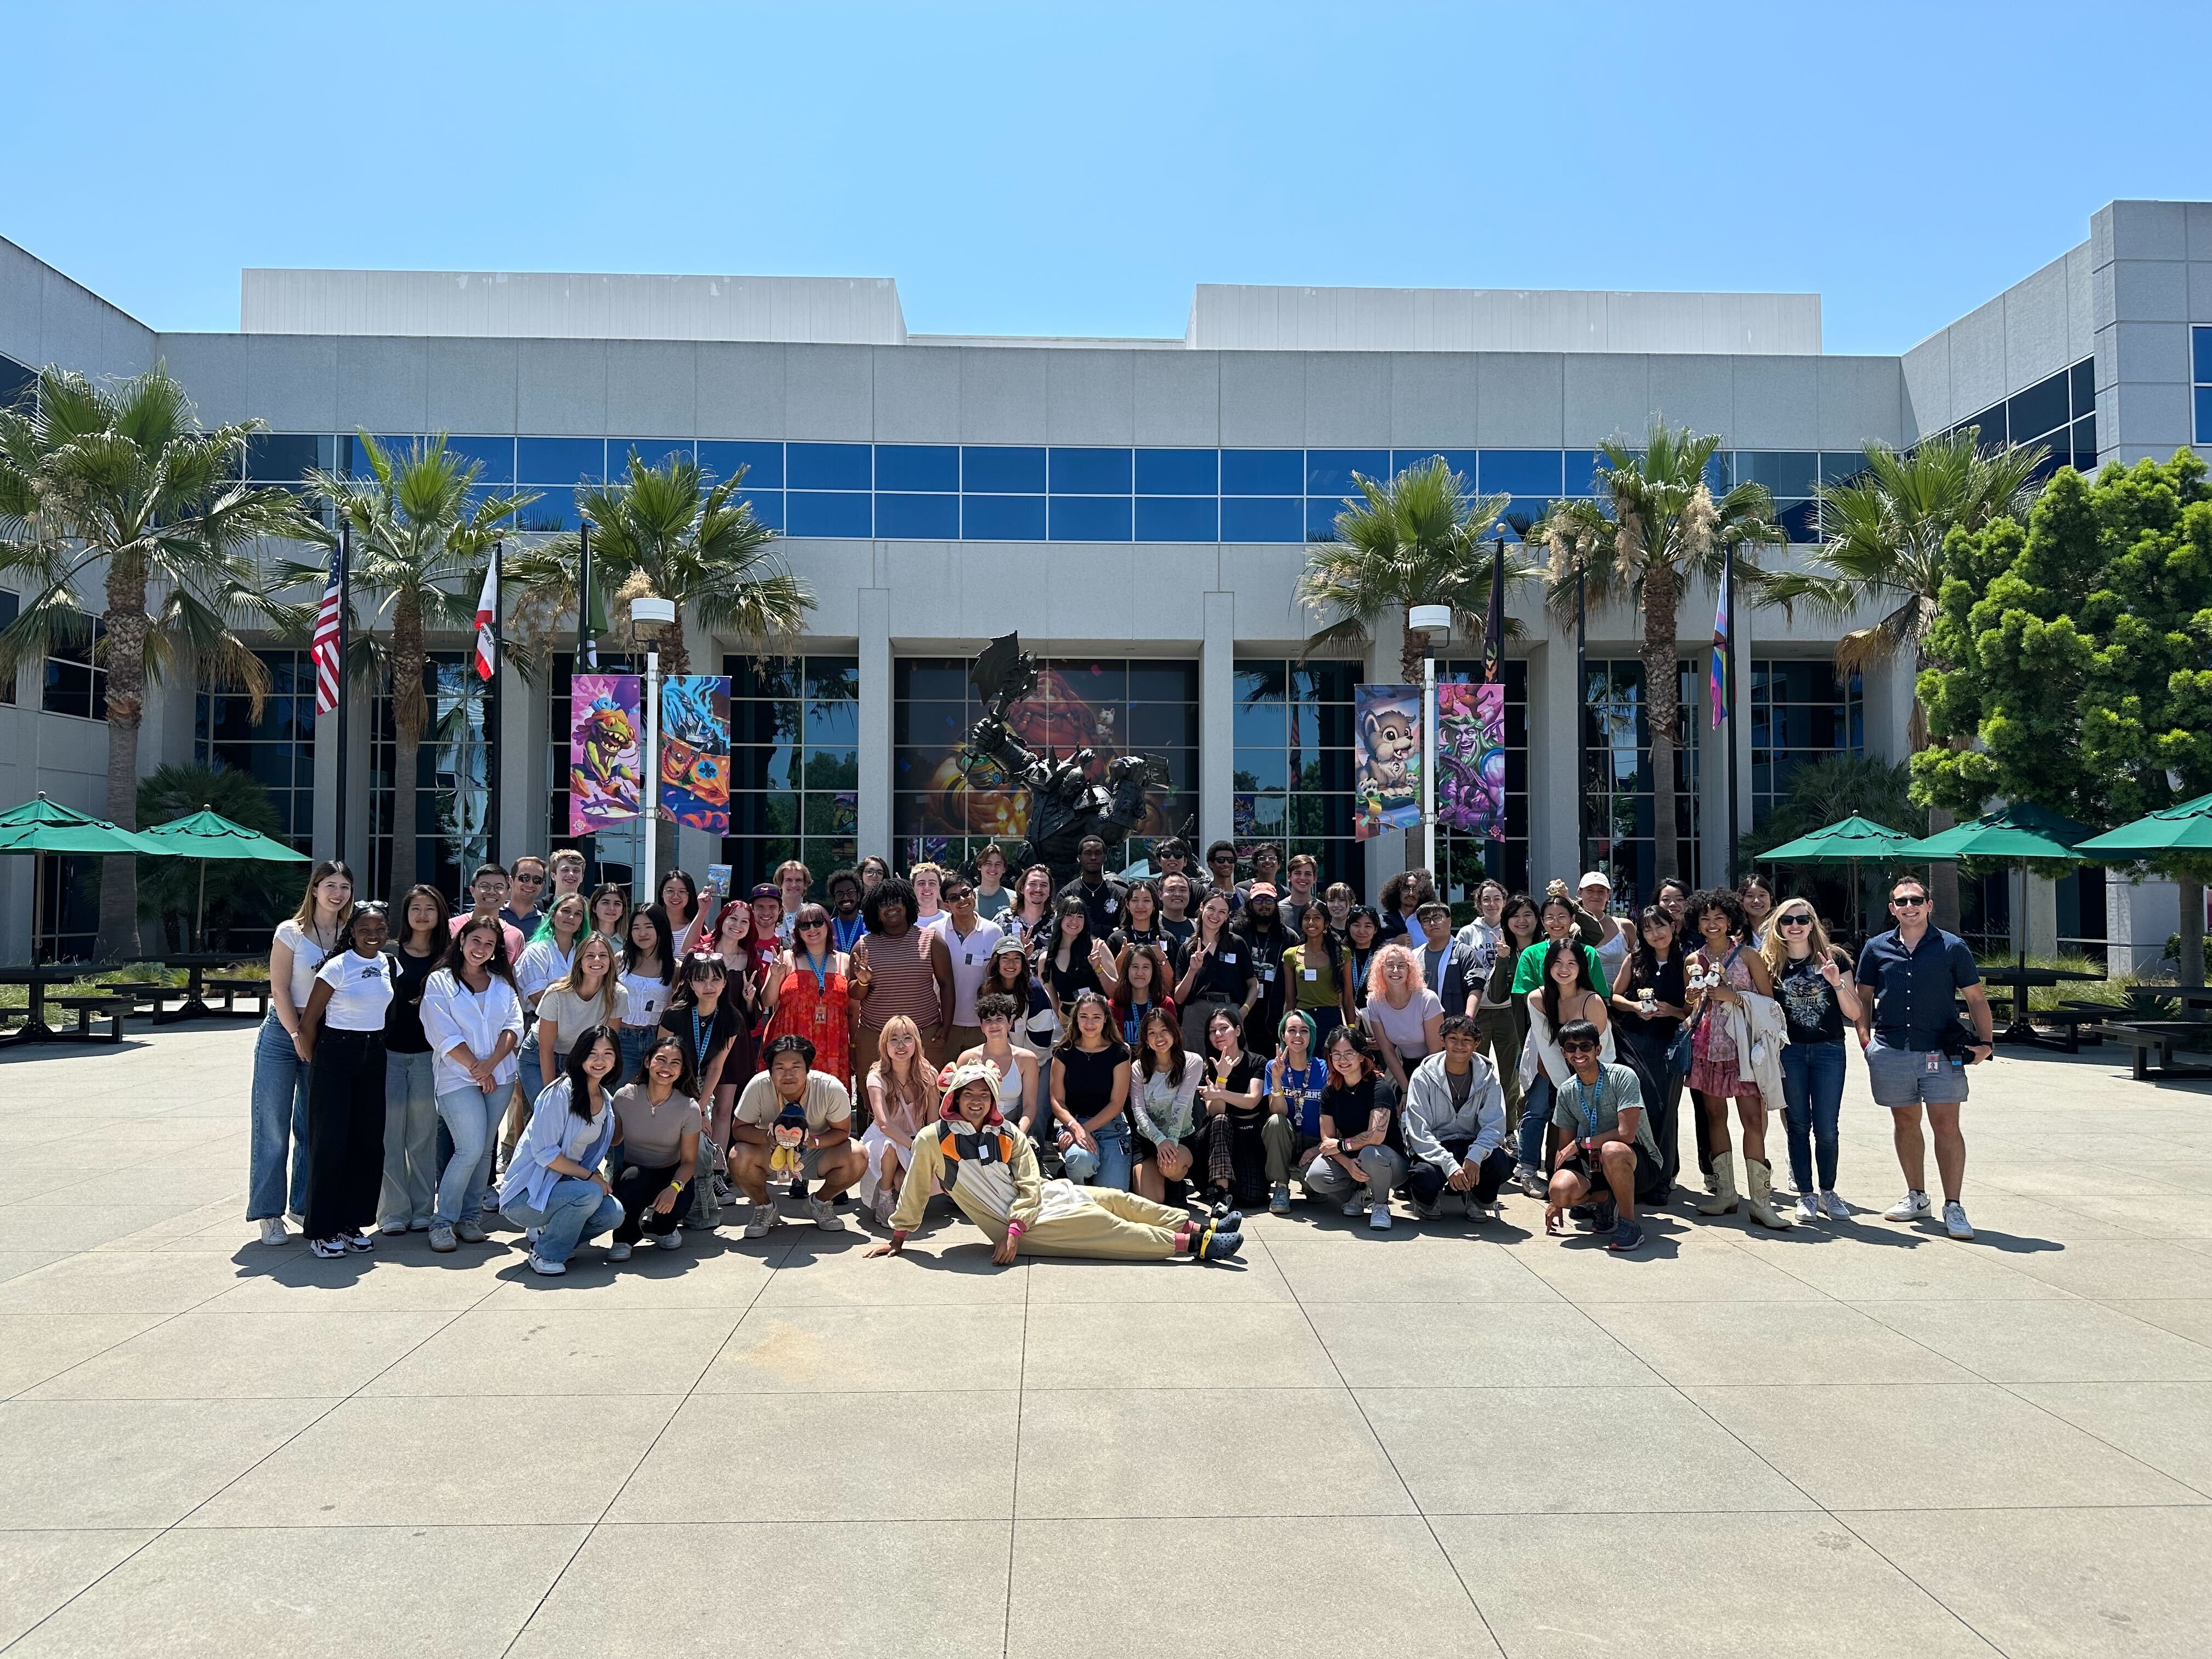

{"left": 769, "top": 1102, "right": 809, "bottom": 1198}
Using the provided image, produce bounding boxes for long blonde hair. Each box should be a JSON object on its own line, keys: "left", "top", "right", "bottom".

{"left": 868, "top": 1014, "right": 933, "bottom": 1124}
{"left": 1758, "top": 900, "right": 1836, "bottom": 979}
{"left": 546, "top": 932, "right": 625, "bottom": 1026}
{"left": 289, "top": 859, "right": 357, "bottom": 939}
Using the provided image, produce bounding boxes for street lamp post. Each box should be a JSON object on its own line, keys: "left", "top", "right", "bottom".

{"left": 629, "top": 596, "right": 676, "bottom": 906}
{"left": 1408, "top": 603, "right": 1452, "bottom": 882}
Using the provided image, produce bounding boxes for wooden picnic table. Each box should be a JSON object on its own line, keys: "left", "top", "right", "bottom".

{"left": 0, "top": 964, "right": 102, "bottom": 1047}
{"left": 1977, "top": 964, "right": 2106, "bottom": 1049}
{"left": 148, "top": 953, "right": 255, "bottom": 1024}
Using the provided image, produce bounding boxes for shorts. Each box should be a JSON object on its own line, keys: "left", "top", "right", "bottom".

{"left": 1865, "top": 1039, "right": 1971, "bottom": 1109}
{"left": 1558, "top": 1142, "right": 1658, "bottom": 1199}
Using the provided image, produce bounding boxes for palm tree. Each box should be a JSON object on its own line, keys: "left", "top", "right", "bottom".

{"left": 1534, "top": 420, "right": 1784, "bottom": 885}
{"left": 1763, "top": 428, "right": 2047, "bottom": 924}
{"left": 0, "top": 364, "right": 314, "bottom": 958}
{"left": 510, "top": 450, "right": 815, "bottom": 867}
{"left": 292, "top": 435, "right": 535, "bottom": 899}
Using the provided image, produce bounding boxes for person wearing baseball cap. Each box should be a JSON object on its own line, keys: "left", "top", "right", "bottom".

{"left": 1577, "top": 871, "right": 1632, "bottom": 990}
{"left": 865, "top": 1057, "right": 1243, "bottom": 1265}
{"left": 1231, "top": 882, "right": 1295, "bottom": 1060}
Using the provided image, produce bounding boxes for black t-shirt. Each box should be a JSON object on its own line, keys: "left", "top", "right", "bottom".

{"left": 383, "top": 944, "right": 441, "bottom": 1054}
{"left": 1160, "top": 917, "right": 1195, "bottom": 951}
{"left": 1205, "top": 1052, "right": 1266, "bottom": 1120}
{"left": 661, "top": 997, "right": 746, "bottom": 1079}
{"left": 1776, "top": 951, "right": 1848, "bottom": 1045}
{"left": 1183, "top": 935, "right": 1255, "bottom": 1004}
{"left": 1054, "top": 875, "right": 1130, "bottom": 939}
{"left": 1056, "top": 1042, "right": 1127, "bottom": 1120}
{"left": 1043, "top": 949, "right": 1104, "bottom": 1006}
{"left": 1613, "top": 952, "right": 1688, "bottom": 1045}
{"left": 1318, "top": 1074, "right": 1403, "bottom": 1153}
{"left": 1108, "top": 926, "right": 1169, "bottom": 958}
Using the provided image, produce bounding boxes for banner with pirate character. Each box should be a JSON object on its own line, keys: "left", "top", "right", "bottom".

{"left": 1353, "top": 683, "right": 1422, "bottom": 840}
{"left": 1435, "top": 681, "right": 1507, "bottom": 842}
{"left": 569, "top": 673, "right": 644, "bottom": 836}
{"left": 658, "top": 674, "right": 732, "bottom": 835}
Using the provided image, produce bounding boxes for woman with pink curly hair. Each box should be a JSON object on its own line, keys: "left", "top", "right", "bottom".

{"left": 1359, "top": 943, "right": 1443, "bottom": 1093}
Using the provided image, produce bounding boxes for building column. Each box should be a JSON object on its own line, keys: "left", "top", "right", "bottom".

{"left": 2107, "top": 872, "right": 2180, "bottom": 977}
{"left": 857, "top": 589, "right": 892, "bottom": 861}
{"left": 1525, "top": 636, "right": 1578, "bottom": 890}
{"left": 496, "top": 658, "right": 539, "bottom": 867}
{"left": 2024, "top": 872, "right": 2059, "bottom": 958}
{"left": 1694, "top": 635, "right": 1727, "bottom": 888}
{"left": 1200, "top": 591, "right": 1235, "bottom": 854}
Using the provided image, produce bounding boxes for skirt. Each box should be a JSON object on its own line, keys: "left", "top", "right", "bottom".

{"left": 1688, "top": 1052, "right": 1761, "bottom": 1103}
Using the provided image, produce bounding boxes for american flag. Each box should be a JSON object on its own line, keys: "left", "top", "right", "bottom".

{"left": 312, "top": 545, "right": 343, "bottom": 714}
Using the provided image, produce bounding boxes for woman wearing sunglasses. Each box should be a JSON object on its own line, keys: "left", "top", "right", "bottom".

{"left": 1759, "top": 899, "right": 1864, "bottom": 1223}
{"left": 762, "top": 902, "right": 852, "bottom": 1086}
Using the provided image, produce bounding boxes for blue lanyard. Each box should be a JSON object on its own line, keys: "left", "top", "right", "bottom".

{"left": 1562, "top": 1074, "right": 1604, "bottom": 1141}
{"left": 686, "top": 1007, "right": 714, "bottom": 1072}
{"left": 797, "top": 949, "right": 831, "bottom": 994}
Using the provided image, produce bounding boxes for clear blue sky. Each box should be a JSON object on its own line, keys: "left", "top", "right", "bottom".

{"left": 4, "top": 2, "right": 2198, "bottom": 354}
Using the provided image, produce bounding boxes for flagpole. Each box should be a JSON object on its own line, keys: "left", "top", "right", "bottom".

{"left": 575, "top": 518, "right": 591, "bottom": 664}
{"left": 488, "top": 535, "right": 503, "bottom": 871}
{"left": 1575, "top": 561, "right": 1588, "bottom": 875}
{"left": 1486, "top": 527, "right": 1506, "bottom": 884}
{"left": 334, "top": 517, "right": 351, "bottom": 871}
{"left": 1724, "top": 541, "right": 1740, "bottom": 887}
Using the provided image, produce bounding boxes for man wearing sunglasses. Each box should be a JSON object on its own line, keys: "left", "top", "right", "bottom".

{"left": 1545, "top": 1019, "right": 1657, "bottom": 1252}
{"left": 1853, "top": 875, "right": 1993, "bottom": 1240}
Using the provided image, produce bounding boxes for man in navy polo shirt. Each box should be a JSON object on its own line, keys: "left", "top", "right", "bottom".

{"left": 1853, "top": 874, "right": 1995, "bottom": 1239}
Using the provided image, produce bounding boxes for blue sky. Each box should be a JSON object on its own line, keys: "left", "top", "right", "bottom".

{"left": 3, "top": 2, "right": 2197, "bottom": 353}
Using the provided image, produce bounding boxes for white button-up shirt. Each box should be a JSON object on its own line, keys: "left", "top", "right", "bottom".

{"left": 419, "top": 968, "right": 527, "bottom": 1096}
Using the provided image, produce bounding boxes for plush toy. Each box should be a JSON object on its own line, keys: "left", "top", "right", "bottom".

{"left": 769, "top": 1102, "right": 808, "bottom": 1198}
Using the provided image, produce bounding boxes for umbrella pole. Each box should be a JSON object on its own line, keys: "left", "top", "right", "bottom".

{"left": 31, "top": 851, "right": 42, "bottom": 967}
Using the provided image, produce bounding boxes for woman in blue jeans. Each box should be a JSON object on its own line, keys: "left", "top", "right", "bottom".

{"left": 419, "top": 916, "right": 527, "bottom": 1252}
{"left": 249, "top": 860, "right": 355, "bottom": 1245}
{"left": 498, "top": 1024, "right": 627, "bottom": 1276}
{"left": 1052, "top": 990, "right": 1134, "bottom": 1189}
{"left": 1760, "top": 899, "right": 1864, "bottom": 1223}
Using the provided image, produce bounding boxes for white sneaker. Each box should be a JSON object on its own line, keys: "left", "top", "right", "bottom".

{"left": 1944, "top": 1200, "right": 1973, "bottom": 1240}
{"left": 454, "top": 1219, "right": 489, "bottom": 1244}
{"left": 1469, "top": 1200, "right": 1500, "bottom": 1223}
{"left": 654, "top": 1226, "right": 684, "bottom": 1250}
{"left": 1368, "top": 1204, "right": 1392, "bottom": 1231}
{"left": 527, "top": 1253, "right": 566, "bottom": 1276}
{"left": 257, "top": 1217, "right": 290, "bottom": 1246}
{"left": 308, "top": 1236, "right": 347, "bottom": 1259}
{"left": 607, "top": 1241, "right": 633, "bottom": 1262}
{"left": 806, "top": 1196, "right": 847, "bottom": 1232}
{"left": 1795, "top": 1194, "right": 1822, "bottom": 1224}
{"left": 1341, "top": 1196, "right": 1368, "bottom": 1218}
{"left": 1518, "top": 1165, "right": 1546, "bottom": 1199}
{"left": 427, "top": 1223, "right": 457, "bottom": 1252}
{"left": 742, "top": 1203, "right": 776, "bottom": 1239}
{"left": 379, "top": 1217, "right": 408, "bottom": 1236}
{"left": 1883, "top": 1190, "right": 1933, "bottom": 1223}
{"left": 1821, "top": 1191, "right": 1850, "bottom": 1221}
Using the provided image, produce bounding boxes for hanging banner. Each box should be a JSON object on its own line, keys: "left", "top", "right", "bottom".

{"left": 1435, "top": 681, "right": 1507, "bottom": 841}
{"left": 1353, "top": 682, "right": 1422, "bottom": 840}
{"left": 659, "top": 674, "right": 732, "bottom": 835}
{"left": 568, "top": 673, "right": 644, "bottom": 837}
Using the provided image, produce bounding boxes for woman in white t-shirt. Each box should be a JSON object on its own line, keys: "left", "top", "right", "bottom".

{"left": 249, "top": 860, "right": 355, "bottom": 1246}
{"left": 1359, "top": 943, "right": 1444, "bottom": 1093}
{"left": 297, "top": 902, "right": 396, "bottom": 1258}
{"left": 534, "top": 934, "right": 629, "bottom": 1092}
{"left": 618, "top": 907, "right": 675, "bottom": 1079}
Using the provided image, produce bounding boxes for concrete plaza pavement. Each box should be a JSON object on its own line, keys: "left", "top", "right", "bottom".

{"left": 3, "top": 1022, "right": 2211, "bottom": 1657}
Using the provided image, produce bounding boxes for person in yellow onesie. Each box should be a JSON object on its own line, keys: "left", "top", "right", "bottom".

{"left": 865, "top": 1057, "right": 1245, "bottom": 1265}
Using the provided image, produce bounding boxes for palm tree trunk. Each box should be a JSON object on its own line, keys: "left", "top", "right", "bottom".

{"left": 2180, "top": 878, "right": 2205, "bottom": 990}
{"left": 1926, "top": 806, "right": 1961, "bottom": 934}
{"left": 1642, "top": 566, "right": 1682, "bottom": 885}
{"left": 95, "top": 572, "right": 149, "bottom": 961}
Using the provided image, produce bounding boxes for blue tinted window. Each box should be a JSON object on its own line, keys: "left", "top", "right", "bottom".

{"left": 2198, "top": 387, "right": 2212, "bottom": 446}
{"left": 786, "top": 490, "right": 872, "bottom": 538}
{"left": 517, "top": 437, "right": 605, "bottom": 484}
{"left": 609, "top": 438, "right": 693, "bottom": 472}
{"left": 1736, "top": 452, "right": 1817, "bottom": 498}
{"left": 517, "top": 486, "right": 575, "bottom": 532}
{"left": 245, "top": 433, "right": 332, "bottom": 482}
{"left": 1820, "top": 452, "right": 1870, "bottom": 487}
{"left": 698, "top": 441, "right": 783, "bottom": 489}
{"left": 1219, "top": 496, "right": 1302, "bottom": 541}
{"left": 874, "top": 493, "right": 961, "bottom": 539}
{"left": 963, "top": 494, "right": 1047, "bottom": 540}
{"left": 2072, "top": 357, "right": 2096, "bottom": 416}
{"left": 742, "top": 490, "right": 784, "bottom": 532}
{"left": 1135, "top": 449, "right": 1217, "bottom": 495}
{"left": 2072, "top": 415, "right": 2096, "bottom": 469}
{"left": 1704, "top": 453, "right": 1733, "bottom": 493}
{"left": 442, "top": 435, "right": 514, "bottom": 484}
{"left": 1775, "top": 500, "right": 1819, "bottom": 543}
{"left": 1494, "top": 499, "right": 1549, "bottom": 539}
{"left": 2195, "top": 326, "right": 2212, "bottom": 386}
{"left": 1562, "top": 450, "right": 1607, "bottom": 495}
{"left": 874, "top": 444, "right": 958, "bottom": 492}
{"left": 1135, "top": 496, "right": 1217, "bottom": 540}
{"left": 787, "top": 442, "right": 871, "bottom": 491}
{"left": 1049, "top": 448, "right": 1133, "bottom": 494}
{"left": 1050, "top": 496, "right": 1133, "bottom": 541}
{"left": 1306, "top": 449, "right": 1389, "bottom": 495}
{"left": 342, "top": 434, "right": 415, "bottom": 476}
{"left": 1220, "top": 449, "right": 1302, "bottom": 495}
{"left": 1306, "top": 498, "right": 1346, "bottom": 539}
{"left": 2006, "top": 373, "right": 2070, "bottom": 443}
{"left": 1392, "top": 448, "right": 1477, "bottom": 485}
{"left": 963, "top": 445, "right": 1046, "bottom": 493}
{"left": 1480, "top": 450, "right": 1564, "bottom": 496}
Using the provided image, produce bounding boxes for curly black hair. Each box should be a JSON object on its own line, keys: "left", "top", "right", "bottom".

{"left": 1684, "top": 885, "right": 1751, "bottom": 940}
{"left": 861, "top": 875, "right": 919, "bottom": 933}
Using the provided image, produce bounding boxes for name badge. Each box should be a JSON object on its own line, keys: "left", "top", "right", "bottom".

{"left": 1222, "top": 952, "right": 1238, "bottom": 963}
{"left": 1303, "top": 968, "right": 1318, "bottom": 981}
{"left": 1923, "top": 1050, "right": 1941, "bottom": 1074}
{"left": 964, "top": 953, "right": 974, "bottom": 965}
{"left": 815, "top": 1006, "right": 826, "bottom": 1025}
{"left": 1260, "top": 966, "right": 1276, "bottom": 983}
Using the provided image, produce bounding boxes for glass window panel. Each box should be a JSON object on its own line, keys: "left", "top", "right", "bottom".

{"left": 1234, "top": 700, "right": 1288, "bottom": 748}
{"left": 1775, "top": 500, "right": 1819, "bottom": 542}
{"left": 1134, "top": 448, "right": 1217, "bottom": 495}
{"left": 609, "top": 438, "right": 693, "bottom": 472}
{"left": 962, "top": 445, "right": 1046, "bottom": 493}
{"left": 1219, "top": 496, "right": 1302, "bottom": 542}
{"left": 1480, "top": 450, "right": 1564, "bottom": 496}
{"left": 2072, "top": 416, "right": 2096, "bottom": 470}
{"left": 1965, "top": 405, "right": 2006, "bottom": 449}
{"left": 516, "top": 486, "right": 575, "bottom": 532}
{"left": 697, "top": 440, "right": 783, "bottom": 489}
{"left": 729, "top": 746, "right": 802, "bottom": 792}
{"left": 1124, "top": 703, "right": 1199, "bottom": 748}
{"left": 803, "top": 792, "right": 859, "bottom": 834}
{"left": 1220, "top": 449, "right": 1302, "bottom": 495}
{"left": 1562, "top": 450, "right": 1606, "bottom": 495}
{"left": 786, "top": 442, "right": 871, "bottom": 491}
{"left": 1126, "top": 663, "right": 1199, "bottom": 702}
{"left": 806, "top": 657, "right": 860, "bottom": 705}
{"left": 741, "top": 490, "right": 784, "bottom": 532}
{"left": 341, "top": 434, "right": 416, "bottom": 476}
{"left": 897, "top": 663, "right": 969, "bottom": 702}
{"left": 1391, "top": 448, "right": 1477, "bottom": 484}
{"left": 804, "top": 701, "right": 859, "bottom": 751}
{"left": 1821, "top": 452, "right": 1869, "bottom": 487}
{"left": 874, "top": 443, "right": 958, "bottom": 492}
{"left": 516, "top": 437, "right": 606, "bottom": 484}
{"left": 1048, "top": 448, "right": 1133, "bottom": 494}
{"left": 1233, "top": 749, "right": 1288, "bottom": 792}
{"left": 1048, "top": 494, "right": 1133, "bottom": 541}
{"left": 2006, "top": 373, "right": 2070, "bottom": 444}
{"left": 2194, "top": 326, "right": 2212, "bottom": 387}
{"left": 1305, "top": 449, "right": 1389, "bottom": 495}
{"left": 244, "top": 433, "right": 330, "bottom": 482}
{"left": 1306, "top": 497, "right": 1345, "bottom": 539}
{"left": 1135, "top": 496, "right": 1217, "bottom": 541}
{"left": 2072, "top": 356, "right": 2097, "bottom": 416}
{"left": 1736, "top": 452, "right": 1816, "bottom": 497}
{"left": 785, "top": 491, "right": 872, "bottom": 538}
{"left": 1049, "top": 662, "right": 1127, "bottom": 703}
{"left": 2198, "top": 388, "right": 2212, "bottom": 447}
{"left": 873, "top": 492, "right": 961, "bottom": 539}
{"left": 962, "top": 494, "right": 1047, "bottom": 540}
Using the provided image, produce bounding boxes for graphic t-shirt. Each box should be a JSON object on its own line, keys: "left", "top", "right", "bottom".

{"left": 1776, "top": 952, "right": 1847, "bottom": 1045}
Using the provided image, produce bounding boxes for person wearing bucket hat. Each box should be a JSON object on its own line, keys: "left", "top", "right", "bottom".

{"left": 864, "top": 1056, "right": 1243, "bottom": 1264}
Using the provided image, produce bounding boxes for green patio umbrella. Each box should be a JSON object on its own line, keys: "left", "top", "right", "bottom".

{"left": 2075, "top": 792, "right": 2212, "bottom": 988}
{"left": 1757, "top": 813, "right": 1925, "bottom": 936}
{"left": 137, "top": 806, "right": 311, "bottom": 951}
{"left": 0, "top": 794, "right": 171, "bottom": 964}
{"left": 1900, "top": 801, "right": 2090, "bottom": 979}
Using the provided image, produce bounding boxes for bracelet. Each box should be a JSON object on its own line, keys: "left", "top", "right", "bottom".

{"left": 1005, "top": 1221, "right": 1026, "bottom": 1241}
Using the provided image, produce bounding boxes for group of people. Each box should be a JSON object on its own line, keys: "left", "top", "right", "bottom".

{"left": 245, "top": 833, "right": 1995, "bottom": 1274}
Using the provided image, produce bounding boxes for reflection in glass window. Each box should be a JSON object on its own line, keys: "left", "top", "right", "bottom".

{"left": 1430, "top": 658, "right": 1531, "bottom": 899}
{"left": 1580, "top": 658, "right": 1699, "bottom": 901}
{"left": 721, "top": 653, "right": 861, "bottom": 898}
{"left": 370, "top": 652, "right": 494, "bottom": 901}
{"left": 1748, "top": 660, "right": 1863, "bottom": 830}
{"left": 1232, "top": 659, "right": 1364, "bottom": 892}
{"left": 196, "top": 649, "right": 316, "bottom": 855}
{"left": 42, "top": 616, "right": 105, "bottom": 720}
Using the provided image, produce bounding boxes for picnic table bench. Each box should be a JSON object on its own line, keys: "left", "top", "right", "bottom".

{"left": 2093, "top": 1019, "right": 2212, "bottom": 1082}
{"left": 47, "top": 994, "right": 130, "bottom": 1043}
{"left": 201, "top": 975, "right": 270, "bottom": 1018}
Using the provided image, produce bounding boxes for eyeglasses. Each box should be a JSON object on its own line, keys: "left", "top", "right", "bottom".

{"left": 1560, "top": 1044, "right": 1599, "bottom": 1057}
{"left": 512, "top": 871, "right": 545, "bottom": 886}
{"left": 1210, "top": 855, "right": 1234, "bottom": 866}
{"left": 1892, "top": 895, "right": 1929, "bottom": 907}
{"left": 799, "top": 918, "right": 829, "bottom": 929}
{"left": 1776, "top": 914, "right": 1813, "bottom": 928}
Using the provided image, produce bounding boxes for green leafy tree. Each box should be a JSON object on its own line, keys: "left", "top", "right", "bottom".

{"left": 290, "top": 435, "right": 534, "bottom": 899}
{"left": 1534, "top": 421, "right": 1784, "bottom": 884}
{"left": 0, "top": 365, "right": 315, "bottom": 958}
{"left": 136, "top": 760, "right": 298, "bottom": 950}
{"left": 1917, "top": 453, "right": 2212, "bottom": 981}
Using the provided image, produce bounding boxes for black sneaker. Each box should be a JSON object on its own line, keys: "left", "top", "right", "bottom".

{"left": 1592, "top": 1199, "right": 1618, "bottom": 1233}
{"left": 1608, "top": 1219, "right": 1644, "bottom": 1253}
{"left": 1195, "top": 1227, "right": 1244, "bottom": 1262}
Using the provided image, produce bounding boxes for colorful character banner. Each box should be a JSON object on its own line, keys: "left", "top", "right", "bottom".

{"left": 1353, "top": 683, "right": 1422, "bottom": 840}
{"left": 1435, "top": 681, "right": 1507, "bottom": 841}
{"left": 568, "top": 673, "right": 643, "bottom": 837}
{"left": 658, "top": 674, "right": 732, "bottom": 835}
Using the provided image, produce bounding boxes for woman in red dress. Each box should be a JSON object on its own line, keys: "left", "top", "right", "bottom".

{"left": 762, "top": 902, "right": 852, "bottom": 1087}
